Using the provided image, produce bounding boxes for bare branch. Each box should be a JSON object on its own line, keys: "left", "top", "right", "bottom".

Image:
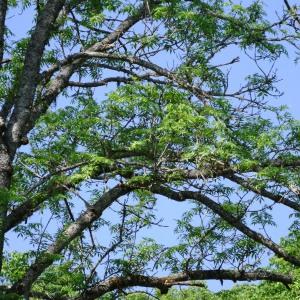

{"left": 68, "top": 73, "right": 167, "bottom": 87}
{"left": 43, "top": 51, "right": 210, "bottom": 103}
{"left": 6, "top": 0, "right": 66, "bottom": 154}
{"left": 68, "top": 77, "right": 134, "bottom": 88}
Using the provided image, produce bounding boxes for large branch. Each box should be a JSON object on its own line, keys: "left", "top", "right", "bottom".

{"left": 11, "top": 185, "right": 131, "bottom": 294}
{"left": 74, "top": 270, "right": 293, "bottom": 300}
{"left": 151, "top": 185, "right": 300, "bottom": 267}
{"left": 8, "top": 156, "right": 299, "bottom": 235}
{"left": 0, "top": 136, "right": 11, "bottom": 271}
{"left": 40, "top": 0, "right": 161, "bottom": 80}
{"left": 6, "top": 0, "right": 66, "bottom": 154}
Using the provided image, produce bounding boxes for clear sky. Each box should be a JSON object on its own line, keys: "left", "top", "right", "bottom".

{"left": 4, "top": 0, "right": 300, "bottom": 293}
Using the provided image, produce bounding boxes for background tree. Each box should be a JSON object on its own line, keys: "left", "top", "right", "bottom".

{"left": 0, "top": 0, "right": 299, "bottom": 299}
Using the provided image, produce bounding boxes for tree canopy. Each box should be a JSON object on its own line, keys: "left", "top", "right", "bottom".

{"left": 0, "top": 0, "right": 299, "bottom": 299}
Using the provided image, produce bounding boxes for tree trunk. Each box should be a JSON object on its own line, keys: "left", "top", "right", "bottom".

{"left": 0, "top": 140, "right": 12, "bottom": 273}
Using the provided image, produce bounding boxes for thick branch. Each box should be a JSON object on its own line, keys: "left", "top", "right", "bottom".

{"left": 11, "top": 185, "right": 131, "bottom": 294}
{"left": 75, "top": 270, "right": 293, "bottom": 300}
{"left": 5, "top": 156, "right": 138, "bottom": 232}
{"left": 0, "top": 138, "right": 11, "bottom": 271}
{"left": 6, "top": 0, "right": 66, "bottom": 154}
{"left": 151, "top": 185, "right": 300, "bottom": 267}
{"left": 8, "top": 156, "right": 298, "bottom": 234}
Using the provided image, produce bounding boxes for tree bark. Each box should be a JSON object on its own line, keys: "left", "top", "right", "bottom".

{"left": 6, "top": 0, "right": 66, "bottom": 155}
{"left": 76, "top": 270, "right": 293, "bottom": 300}
{"left": 0, "top": 0, "right": 7, "bottom": 64}
{"left": 25, "top": 6, "right": 147, "bottom": 136}
{"left": 0, "top": 139, "right": 12, "bottom": 272}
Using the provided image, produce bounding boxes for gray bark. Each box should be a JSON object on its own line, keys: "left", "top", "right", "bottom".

{"left": 25, "top": 6, "right": 147, "bottom": 136}
{"left": 0, "top": 138, "right": 12, "bottom": 272}
{"left": 0, "top": 0, "right": 65, "bottom": 275}
{"left": 6, "top": 0, "right": 66, "bottom": 155}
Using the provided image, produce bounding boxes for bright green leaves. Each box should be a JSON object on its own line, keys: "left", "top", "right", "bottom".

{"left": 33, "top": 261, "right": 86, "bottom": 298}
{"left": 0, "top": 187, "right": 11, "bottom": 206}
{"left": 67, "top": 155, "right": 114, "bottom": 185}
{"left": 154, "top": 0, "right": 285, "bottom": 64}
{"left": 88, "top": 13, "right": 105, "bottom": 27}
{"left": 106, "top": 82, "right": 212, "bottom": 162}
{"left": 13, "top": 70, "right": 298, "bottom": 293}
{"left": 113, "top": 238, "right": 163, "bottom": 276}
{"left": 2, "top": 252, "right": 32, "bottom": 283}
{"left": 159, "top": 101, "right": 207, "bottom": 145}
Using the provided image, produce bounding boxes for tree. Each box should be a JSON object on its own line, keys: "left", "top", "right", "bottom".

{"left": 0, "top": 0, "right": 299, "bottom": 299}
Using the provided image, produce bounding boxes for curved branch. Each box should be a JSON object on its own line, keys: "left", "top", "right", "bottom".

{"left": 68, "top": 73, "right": 167, "bottom": 88}
{"left": 225, "top": 173, "right": 300, "bottom": 212}
{"left": 10, "top": 155, "right": 297, "bottom": 235}
{"left": 151, "top": 185, "right": 300, "bottom": 267}
{"left": 74, "top": 269, "right": 293, "bottom": 300}
{"left": 11, "top": 185, "right": 131, "bottom": 294}
{"left": 60, "top": 51, "right": 210, "bottom": 102}
{"left": 5, "top": 152, "right": 144, "bottom": 233}
{"left": 6, "top": 0, "right": 66, "bottom": 154}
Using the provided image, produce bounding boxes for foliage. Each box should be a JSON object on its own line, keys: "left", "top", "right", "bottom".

{"left": 0, "top": 0, "right": 299, "bottom": 299}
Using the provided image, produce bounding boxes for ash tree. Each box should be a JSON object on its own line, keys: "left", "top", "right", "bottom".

{"left": 0, "top": 0, "right": 299, "bottom": 299}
